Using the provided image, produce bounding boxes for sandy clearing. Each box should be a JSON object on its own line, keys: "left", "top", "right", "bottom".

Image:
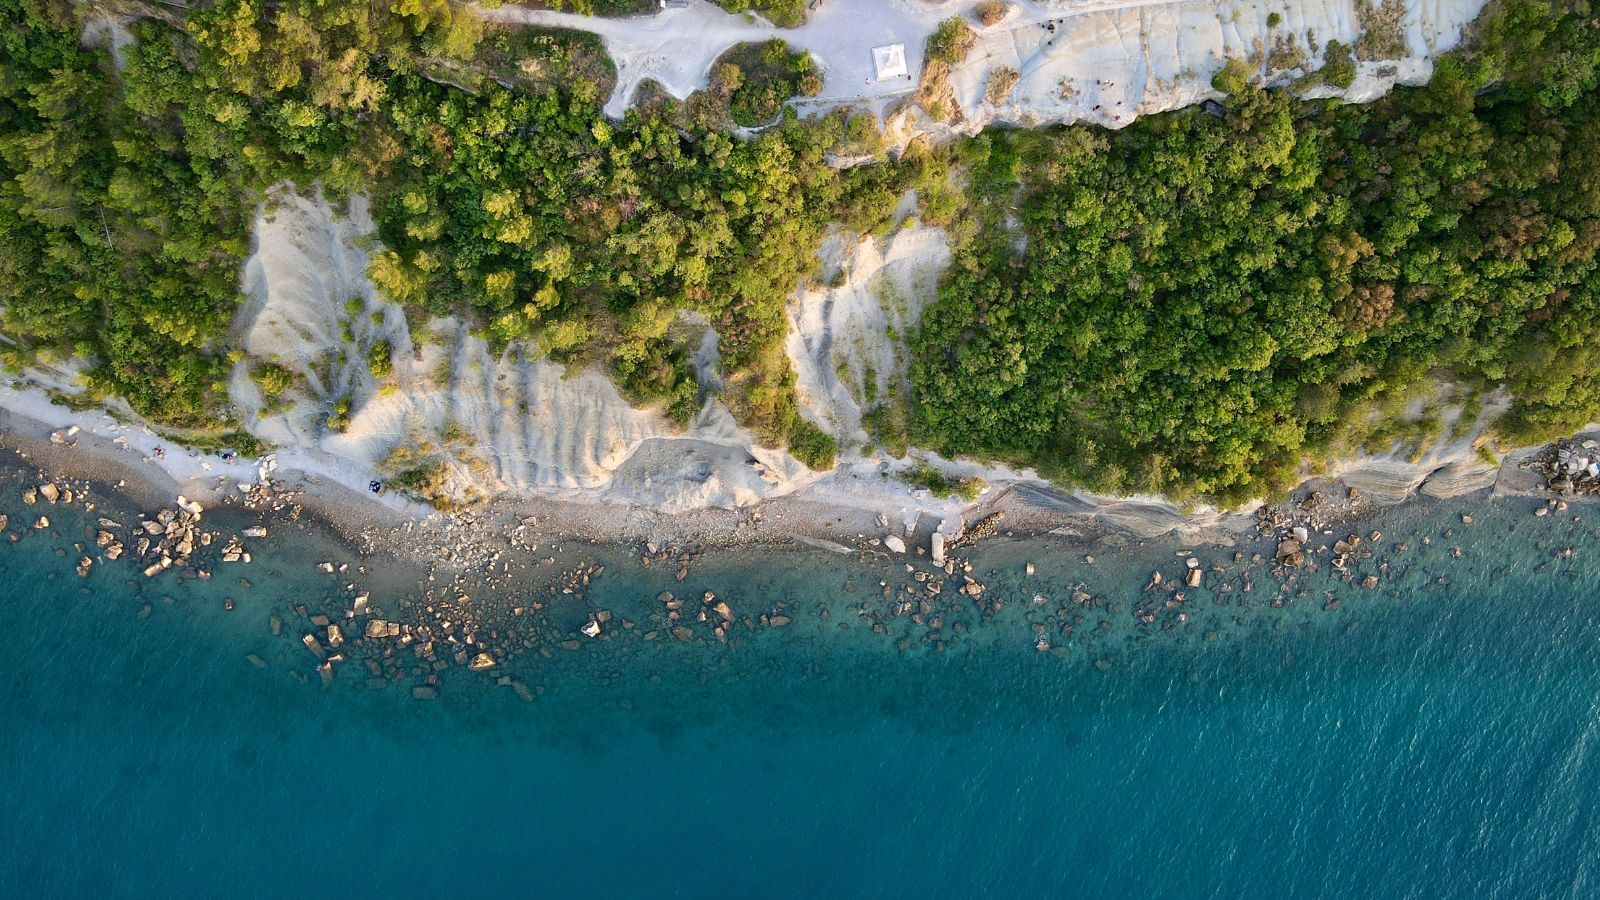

{"left": 480, "top": 0, "right": 1489, "bottom": 139}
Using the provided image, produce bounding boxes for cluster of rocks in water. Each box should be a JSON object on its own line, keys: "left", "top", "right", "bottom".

{"left": 21, "top": 478, "right": 272, "bottom": 582}
{"left": 1257, "top": 490, "right": 1380, "bottom": 585}
{"left": 18, "top": 418, "right": 1600, "bottom": 708}
{"left": 0, "top": 436, "right": 316, "bottom": 627}
{"left": 1533, "top": 439, "right": 1600, "bottom": 497}
{"left": 283, "top": 562, "right": 525, "bottom": 698}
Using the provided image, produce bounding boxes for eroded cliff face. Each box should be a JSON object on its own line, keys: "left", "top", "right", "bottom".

{"left": 899, "top": 0, "right": 1486, "bottom": 137}
{"left": 228, "top": 189, "right": 803, "bottom": 513}
{"left": 785, "top": 223, "right": 950, "bottom": 449}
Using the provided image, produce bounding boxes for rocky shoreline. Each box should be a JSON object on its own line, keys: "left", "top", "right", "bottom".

{"left": 4, "top": 384, "right": 1598, "bottom": 708}
{"left": 1, "top": 381, "right": 1592, "bottom": 579}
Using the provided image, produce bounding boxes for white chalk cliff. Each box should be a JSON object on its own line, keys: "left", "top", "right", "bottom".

{"left": 228, "top": 190, "right": 803, "bottom": 513}
{"left": 30, "top": 0, "right": 1512, "bottom": 531}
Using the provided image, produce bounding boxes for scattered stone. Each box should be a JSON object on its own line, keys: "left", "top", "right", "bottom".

{"left": 883, "top": 535, "right": 907, "bottom": 554}
{"left": 468, "top": 652, "right": 496, "bottom": 670}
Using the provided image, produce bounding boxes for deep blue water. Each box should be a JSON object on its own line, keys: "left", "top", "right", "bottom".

{"left": 2, "top": 480, "right": 1598, "bottom": 898}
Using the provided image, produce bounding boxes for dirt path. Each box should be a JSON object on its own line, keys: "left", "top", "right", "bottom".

{"left": 480, "top": 0, "right": 1489, "bottom": 133}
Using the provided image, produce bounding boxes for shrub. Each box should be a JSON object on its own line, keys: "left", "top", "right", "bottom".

{"left": 927, "top": 17, "right": 976, "bottom": 65}
{"left": 250, "top": 362, "right": 294, "bottom": 400}
{"left": 367, "top": 339, "right": 394, "bottom": 379}
{"left": 787, "top": 417, "right": 837, "bottom": 470}
{"left": 326, "top": 395, "right": 353, "bottom": 432}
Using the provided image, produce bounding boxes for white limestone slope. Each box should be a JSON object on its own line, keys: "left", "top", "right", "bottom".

{"left": 228, "top": 188, "right": 803, "bottom": 513}
{"left": 785, "top": 223, "right": 950, "bottom": 446}
{"left": 479, "top": 0, "right": 1489, "bottom": 140}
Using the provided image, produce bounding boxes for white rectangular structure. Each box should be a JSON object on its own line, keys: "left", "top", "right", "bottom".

{"left": 872, "top": 43, "right": 908, "bottom": 81}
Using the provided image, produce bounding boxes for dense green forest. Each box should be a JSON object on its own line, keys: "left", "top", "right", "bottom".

{"left": 910, "top": 1, "right": 1600, "bottom": 503}
{"left": 2, "top": 0, "right": 1598, "bottom": 503}
{"left": 0, "top": 0, "right": 896, "bottom": 466}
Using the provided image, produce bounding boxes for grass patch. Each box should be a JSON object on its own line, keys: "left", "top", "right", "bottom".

{"left": 1356, "top": 0, "right": 1409, "bottom": 61}
{"left": 905, "top": 462, "right": 985, "bottom": 500}
{"left": 986, "top": 66, "right": 1019, "bottom": 105}
{"left": 975, "top": 1, "right": 1008, "bottom": 27}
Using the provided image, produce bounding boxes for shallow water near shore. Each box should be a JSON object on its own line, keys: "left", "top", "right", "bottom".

{"left": 2, "top": 471, "right": 1599, "bottom": 897}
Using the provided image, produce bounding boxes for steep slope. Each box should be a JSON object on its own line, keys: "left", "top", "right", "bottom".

{"left": 228, "top": 189, "right": 803, "bottom": 512}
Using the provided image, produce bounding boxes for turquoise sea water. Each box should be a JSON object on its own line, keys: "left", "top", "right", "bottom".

{"left": 2, "top": 470, "right": 1598, "bottom": 898}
